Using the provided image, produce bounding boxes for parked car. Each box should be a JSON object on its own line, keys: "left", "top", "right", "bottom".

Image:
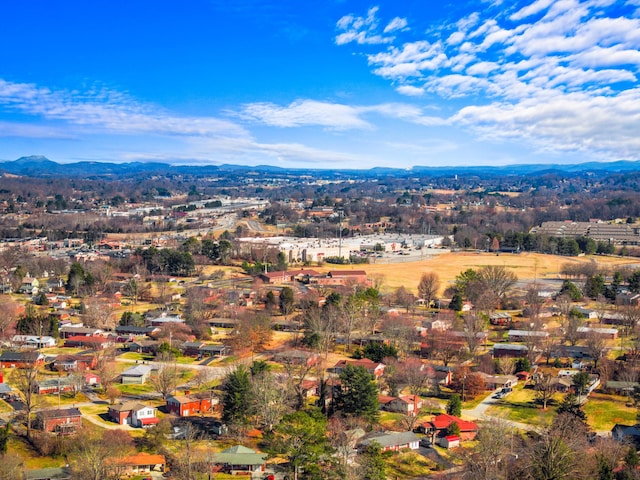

{"left": 420, "top": 437, "right": 433, "bottom": 448}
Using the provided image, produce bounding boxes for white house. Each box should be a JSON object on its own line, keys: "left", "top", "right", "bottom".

{"left": 11, "top": 335, "right": 57, "bottom": 349}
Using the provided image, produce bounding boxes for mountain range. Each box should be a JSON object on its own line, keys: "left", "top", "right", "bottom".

{"left": 2, "top": 155, "right": 640, "bottom": 179}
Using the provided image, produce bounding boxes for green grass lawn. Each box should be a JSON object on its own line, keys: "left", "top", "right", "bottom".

{"left": 584, "top": 392, "right": 637, "bottom": 431}
{"left": 116, "top": 383, "right": 156, "bottom": 396}
{"left": 462, "top": 391, "right": 491, "bottom": 410}
{"left": 119, "top": 352, "right": 155, "bottom": 361}
{"left": 485, "top": 386, "right": 558, "bottom": 427}
{"left": 79, "top": 404, "right": 108, "bottom": 416}
{"left": 0, "top": 398, "right": 14, "bottom": 413}
{"left": 9, "top": 436, "right": 64, "bottom": 469}
{"left": 39, "top": 392, "right": 89, "bottom": 408}
{"left": 385, "top": 450, "right": 437, "bottom": 479}
{"left": 40, "top": 347, "right": 84, "bottom": 355}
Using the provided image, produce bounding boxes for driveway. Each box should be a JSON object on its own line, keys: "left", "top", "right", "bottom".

{"left": 418, "top": 446, "right": 454, "bottom": 469}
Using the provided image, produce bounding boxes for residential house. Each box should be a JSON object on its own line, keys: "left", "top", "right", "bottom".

{"left": 115, "top": 325, "right": 160, "bottom": 336}
{"left": 120, "top": 364, "right": 154, "bottom": 384}
{"left": 11, "top": 335, "right": 57, "bottom": 349}
{"left": 166, "top": 393, "right": 216, "bottom": 416}
{"left": 574, "top": 306, "right": 599, "bottom": 319}
{"left": 433, "top": 366, "right": 453, "bottom": 386}
{"left": 577, "top": 326, "right": 618, "bottom": 340}
{"left": 507, "top": 330, "right": 549, "bottom": 342}
{"left": 63, "top": 335, "right": 113, "bottom": 350}
{"left": 36, "top": 408, "right": 82, "bottom": 434}
{"left": 490, "top": 312, "right": 513, "bottom": 326}
{"left": 19, "top": 276, "right": 40, "bottom": 294}
{"left": 107, "top": 453, "right": 166, "bottom": 476}
{"left": 493, "top": 343, "right": 530, "bottom": 359}
{"left": 616, "top": 292, "right": 640, "bottom": 306}
{"left": 108, "top": 401, "right": 159, "bottom": 427}
{"left": 182, "top": 341, "right": 206, "bottom": 356}
{"left": 479, "top": 373, "right": 518, "bottom": 390}
{"left": 418, "top": 414, "right": 479, "bottom": 443}
{"left": 59, "top": 326, "right": 102, "bottom": 339}
{"left": 330, "top": 358, "right": 385, "bottom": 379}
{"left": 147, "top": 313, "right": 185, "bottom": 327}
{"left": 0, "top": 351, "right": 45, "bottom": 368}
{"left": 52, "top": 353, "right": 98, "bottom": 371}
{"left": 35, "top": 377, "right": 79, "bottom": 395}
{"left": 358, "top": 431, "right": 420, "bottom": 452}
{"left": 380, "top": 395, "right": 423, "bottom": 416}
{"left": 273, "top": 349, "right": 319, "bottom": 367}
{"left": 208, "top": 318, "right": 238, "bottom": 329}
{"left": 212, "top": 445, "right": 268, "bottom": 475}
{"left": 201, "top": 344, "right": 231, "bottom": 357}
{"left": 126, "top": 340, "right": 160, "bottom": 354}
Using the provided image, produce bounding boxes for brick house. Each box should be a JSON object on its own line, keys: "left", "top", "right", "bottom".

{"left": 0, "top": 351, "right": 45, "bottom": 369}
{"left": 35, "top": 377, "right": 79, "bottom": 395}
{"left": 63, "top": 335, "right": 113, "bottom": 350}
{"left": 107, "top": 453, "right": 166, "bottom": 476}
{"left": 36, "top": 408, "right": 82, "bottom": 434}
{"left": 108, "top": 401, "right": 159, "bottom": 427}
{"left": 166, "top": 393, "right": 216, "bottom": 417}
{"left": 52, "top": 353, "right": 98, "bottom": 372}
{"left": 418, "top": 414, "right": 479, "bottom": 443}
{"left": 59, "top": 326, "right": 103, "bottom": 339}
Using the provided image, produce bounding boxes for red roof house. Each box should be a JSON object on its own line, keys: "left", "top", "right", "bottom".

{"left": 418, "top": 414, "right": 479, "bottom": 442}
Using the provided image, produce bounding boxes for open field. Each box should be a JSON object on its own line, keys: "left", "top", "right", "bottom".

{"left": 584, "top": 392, "right": 637, "bottom": 431}
{"left": 321, "top": 252, "right": 640, "bottom": 294}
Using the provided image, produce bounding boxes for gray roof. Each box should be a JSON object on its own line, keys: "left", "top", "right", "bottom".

{"left": 213, "top": 445, "right": 267, "bottom": 466}
{"left": 37, "top": 408, "right": 81, "bottom": 419}
{"left": 359, "top": 431, "right": 419, "bottom": 449}
{"left": 26, "top": 467, "right": 72, "bottom": 480}
{"left": 0, "top": 351, "right": 43, "bottom": 362}
{"left": 121, "top": 364, "right": 153, "bottom": 377}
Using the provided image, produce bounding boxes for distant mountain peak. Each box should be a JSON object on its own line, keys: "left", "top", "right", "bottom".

{"left": 13, "top": 155, "right": 53, "bottom": 163}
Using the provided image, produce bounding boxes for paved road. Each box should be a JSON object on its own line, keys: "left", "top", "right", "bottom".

{"left": 462, "top": 390, "right": 536, "bottom": 432}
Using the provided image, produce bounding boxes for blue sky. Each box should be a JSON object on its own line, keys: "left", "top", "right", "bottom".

{"left": 1, "top": 0, "right": 639, "bottom": 169}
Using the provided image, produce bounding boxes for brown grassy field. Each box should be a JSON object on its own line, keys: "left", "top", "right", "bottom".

{"left": 320, "top": 252, "right": 639, "bottom": 295}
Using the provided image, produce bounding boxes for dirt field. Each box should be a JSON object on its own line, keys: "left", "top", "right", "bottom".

{"left": 320, "top": 252, "right": 640, "bottom": 295}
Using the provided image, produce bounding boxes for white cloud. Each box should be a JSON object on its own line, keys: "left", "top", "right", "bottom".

{"left": 446, "top": 31, "right": 466, "bottom": 45}
{"left": 466, "top": 61, "right": 500, "bottom": 76}
{"left": 335, "top": 6, "right": 395, "bottom": 45}
{"left": 336, "top": 0, "right": 640, "bottom": 161}
{"left": 396, "top": 85, "right": 425, "bottom": 96}
{"left": 384, "top": 17, "right": 408, "bottom": 33}
{"left": 0, "top": 78, "right": 247, "bottom": 139}
{"left": 239, "top": 100, "right": 372, "bottom": 130}
{"left": 510, "top": 0, "right": 554, "bottom": 21}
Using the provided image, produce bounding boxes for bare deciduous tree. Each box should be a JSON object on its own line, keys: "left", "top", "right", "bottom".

{"left": 534, "top": 373, "right": 556, "bottom": 409}
{"left": 417, "top": 272, "right": 439, "bottom": 309}
{"left": 12, "top": 363, "right": 40, "bottom": 439}
{"left": 463, "top": 417, "right": 514, "bottom": 480}
{"left": 150, "top": 363, "right": 180, "bottom": 400}
{"left": 462, "top": 312, "right": 486, "bottom": 357}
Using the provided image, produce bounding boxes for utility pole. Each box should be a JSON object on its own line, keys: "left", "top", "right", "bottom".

{"left": 338, "top": 210, "right": 343, "bottom": 260}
